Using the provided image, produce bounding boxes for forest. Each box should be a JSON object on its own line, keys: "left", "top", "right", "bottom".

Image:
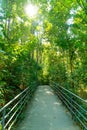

{"left": 0, "top": 0, "right": 87, "bottom": 108}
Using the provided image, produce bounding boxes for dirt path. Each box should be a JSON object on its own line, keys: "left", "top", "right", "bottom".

{"left": 16, "top": 85, "right": 80, "bottom": 130}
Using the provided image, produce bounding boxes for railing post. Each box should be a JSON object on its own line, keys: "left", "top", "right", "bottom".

{"left": 27, "top": 88, "right": 29, "bottom": 104}
{"left": 2, "top": 108, "right": 6, "bottom": 130}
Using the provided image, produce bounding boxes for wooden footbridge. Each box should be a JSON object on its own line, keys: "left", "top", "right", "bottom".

{"left": 0, "top": 82, "right": 87, "bottom": 130}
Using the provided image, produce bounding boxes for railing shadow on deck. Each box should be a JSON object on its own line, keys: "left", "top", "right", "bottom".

{"left": 50, "top": 81, "right": 87, "bottom": 130}
{"left": 0, "top": 81, "right": 38, "bottom": 130}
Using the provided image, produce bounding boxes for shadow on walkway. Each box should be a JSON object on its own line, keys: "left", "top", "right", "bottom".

{"left": 15, "top": 85, "right": 80, "bottom": 130}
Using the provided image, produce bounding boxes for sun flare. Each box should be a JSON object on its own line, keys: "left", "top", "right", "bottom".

{"left": 25, "top": 4, "right": 38, "bottom": 18}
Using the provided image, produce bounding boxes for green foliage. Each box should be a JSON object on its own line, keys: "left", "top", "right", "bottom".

{"left": 41, "top": 0, "right": 87, "bottom": 98}
{"left": 0, "top": 0, "right": 41, "bottom": 106}
{"left": 0, "top": 0, "right": 87, "bottom": 107}
{"left": 0, "top": 124, "right": 2, "bottom": 130}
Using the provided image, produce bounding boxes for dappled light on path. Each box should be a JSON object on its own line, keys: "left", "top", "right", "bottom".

{"left": 16, "top": 85, "right": 80, "bottom": 130}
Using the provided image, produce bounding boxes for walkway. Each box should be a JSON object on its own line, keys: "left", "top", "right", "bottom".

{"left": 15, "top": 85, "right": 80, "bottom": 130}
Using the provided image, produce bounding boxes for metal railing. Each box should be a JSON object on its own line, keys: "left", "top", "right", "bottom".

{"left": 50, "top": 81, "right": 87, "bottom": 130}
{"left": 0, "top": 82, "right": 38, "bottom": 130}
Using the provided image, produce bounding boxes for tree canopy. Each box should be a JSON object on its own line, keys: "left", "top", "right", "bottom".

{"left": 0, "top": 0, "right": 87, "bottom": 106}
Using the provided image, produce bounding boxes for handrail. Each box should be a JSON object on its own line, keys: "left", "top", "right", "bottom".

{"left": 0, "top": 81, "right": 38, "bottom": 130}
{"left": 50, "top": 81, "right": 87, "bottom": 130}
{"left": 0, "top": 88, "right": 29, "bottom": 113}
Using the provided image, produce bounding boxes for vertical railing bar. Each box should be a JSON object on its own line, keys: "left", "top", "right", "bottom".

{"left": 2, "top": 108, "right": 6, "bottom": 130}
